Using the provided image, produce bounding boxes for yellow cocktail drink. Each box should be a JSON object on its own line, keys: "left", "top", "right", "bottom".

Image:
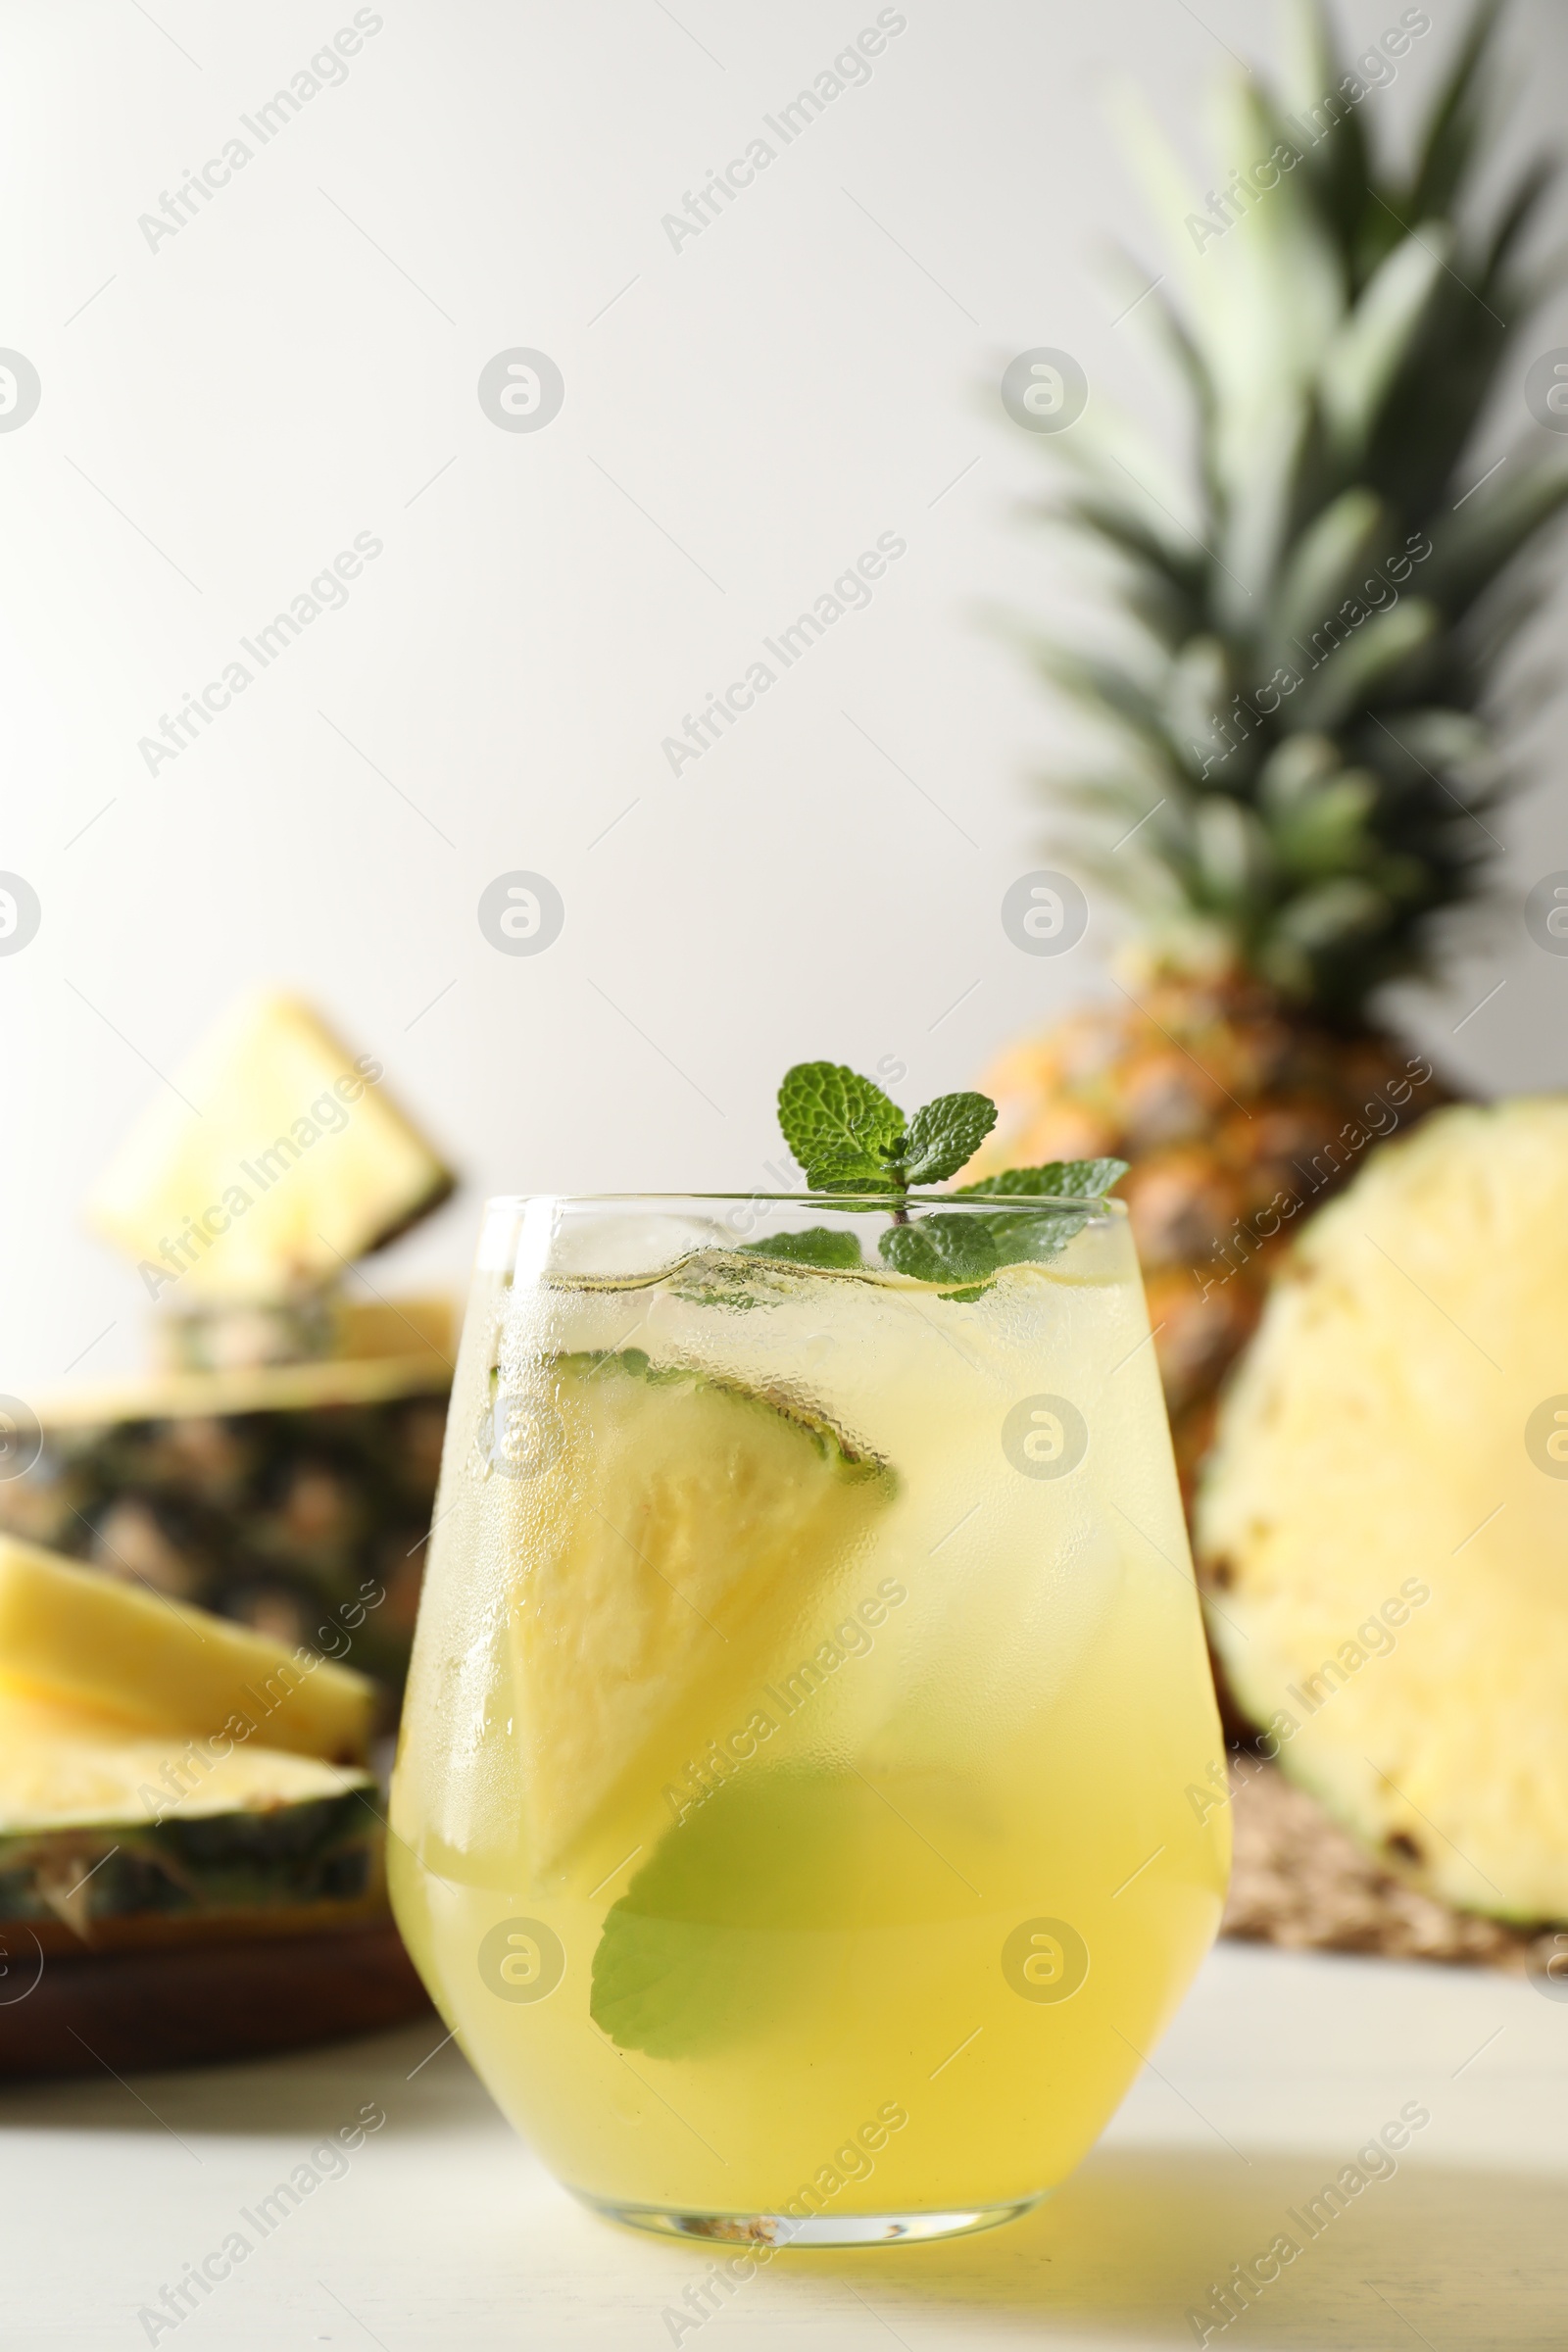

{"left": 390, "top": 1191, "right": 1228, "bottom": 2242}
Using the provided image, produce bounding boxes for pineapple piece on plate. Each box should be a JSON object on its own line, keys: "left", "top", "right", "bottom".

{"left": 85, "top": 991, "right": 453, "bottom": 1304}
{"left": 0, "top": 1536, "right": 374, "bottom": 1762}
{"left": 0, "top": 1689, "right": 381, "bottom": 1952}
{"left": 1197, "top": 1099, "right": 1568, "bottom": 1925}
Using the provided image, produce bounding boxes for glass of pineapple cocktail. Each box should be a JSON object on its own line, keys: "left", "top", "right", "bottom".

{"left": 390, "top": 1128, "right": 1228, "bottom": 2244}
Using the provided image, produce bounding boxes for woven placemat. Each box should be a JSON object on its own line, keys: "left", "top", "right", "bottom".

{"left": 1223, "top": 1757, "right": 1564, "bottom": 1977}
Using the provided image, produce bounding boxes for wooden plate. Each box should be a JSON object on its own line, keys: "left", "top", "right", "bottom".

{"left": 0, "top": 1917, "right": 431, "bottom": 2082}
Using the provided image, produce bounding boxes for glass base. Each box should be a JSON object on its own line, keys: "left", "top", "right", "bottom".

{"left": 576, "top": 2192, "right": 1045, "bottom": 2247}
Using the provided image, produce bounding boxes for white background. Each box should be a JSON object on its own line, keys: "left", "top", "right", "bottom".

{"left": 2, "top": 0, "right": 1566, "bottom": 1390}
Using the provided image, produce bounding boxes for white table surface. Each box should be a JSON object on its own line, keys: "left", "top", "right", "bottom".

{"left": 3, "top": 1937, "right": 1563, "bottom": 2350}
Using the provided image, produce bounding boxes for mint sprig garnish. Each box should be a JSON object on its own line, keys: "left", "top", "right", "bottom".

{"left": 900, "top": 1093, "right": 1000, "bottom": 1186}
{"left": 774, "top": 1063, "right": 909, "bottom": 1192}
{"left": 776, "top": 1062, "right": 999, "bottom": 1198}
{"left": 752, "top": 1062, "right": 1127, "bottom": 1289}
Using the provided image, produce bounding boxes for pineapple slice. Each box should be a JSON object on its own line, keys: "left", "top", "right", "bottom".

{"left": 503, "top": 1350, "right": 896, "bottom": 1873}
{"left": 1197, "top": 1098, "right": 1568, "bottom": 1923}
{"left": 0, "top": 1537, "right": 374, "bottom": 1762}
{"left": 85, "top": 991, "right": 453, "bottom": 1304}
{"left": 0, "top": 1689, "right": 380, "bottom": 1951}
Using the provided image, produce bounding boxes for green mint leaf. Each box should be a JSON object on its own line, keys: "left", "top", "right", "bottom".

{"left": 777, "top": 1063, "right": 905, "bottom": 1191}
{"left": 798, "top": 1147, "right": 902, "bottom": 1198}
{"left": 984, "top": 1205, "right": 1092, "bottom": 1267}
{"left": 947, "top": 1158, "right": 1128, "bottom": 1274}
{"left": 878, "top": 1213, "right": 1000, "bottom": 1286}
{"left": 899, "top": 1093, "right": 999, "bottom": 1186}
{"left": 736, "top": 1227, "right": 863, "bottom": 1270}
{"left": 591, "top": 1769, "right": 961, "bottom": 2056}
{"left": 953, "top": 1157, "right": 1129, "bottom": 1201}
{"left": 590, "top": 1774, "right": 863, "bottom": 2058}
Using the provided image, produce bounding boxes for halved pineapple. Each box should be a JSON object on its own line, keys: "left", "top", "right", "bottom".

{"left": 86, "top": 991, "right": 453, "bottom": 1304}
{"left": 1197, "top": 1098, "right": 1568, "bottom": 1923}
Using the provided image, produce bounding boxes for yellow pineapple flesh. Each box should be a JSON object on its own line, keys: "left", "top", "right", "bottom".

{"left": 0, "top": 1535, "right": 374, "bottom": 1761}
{"left": 86, "top": 990, "right": 454, "bottom": 1310}
{"left": 1197, "top": 1098, "right": 1568, "bottom": 1925}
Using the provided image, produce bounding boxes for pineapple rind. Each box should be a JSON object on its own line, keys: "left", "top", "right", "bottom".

{"left": 0, "top": 1691, "right": 381, "bottom": 1948}
{"left": 1198, "top": 1097, "right": 1568, "bottom": 1923}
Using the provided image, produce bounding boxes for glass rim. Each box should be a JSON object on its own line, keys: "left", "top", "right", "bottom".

{"left": 482, "top": 1190, "right": 1125, "bottom": 1215}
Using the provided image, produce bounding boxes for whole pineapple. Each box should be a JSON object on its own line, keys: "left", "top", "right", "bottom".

{"left": 975, "top": 0, "right": 1568, "bottom": 1506}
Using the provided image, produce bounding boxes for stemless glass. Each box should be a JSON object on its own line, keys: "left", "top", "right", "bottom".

{"left": 389, "top": 1192, "right": 1229, "bottom": 2245}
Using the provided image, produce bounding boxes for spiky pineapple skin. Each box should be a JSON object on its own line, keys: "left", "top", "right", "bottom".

{"left": 970, "top": 969, "right": 1446, "bottom": 1504}
{"left": 0, "top": 1784, "right": 382, "bottom": 1954}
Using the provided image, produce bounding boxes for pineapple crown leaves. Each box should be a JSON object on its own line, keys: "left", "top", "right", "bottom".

{"left": 1027, "top": 0, "right": 1568, "bottom": 1017}
{"left": 763, "top": 1060, "right": 1127, "bottom": 1286}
